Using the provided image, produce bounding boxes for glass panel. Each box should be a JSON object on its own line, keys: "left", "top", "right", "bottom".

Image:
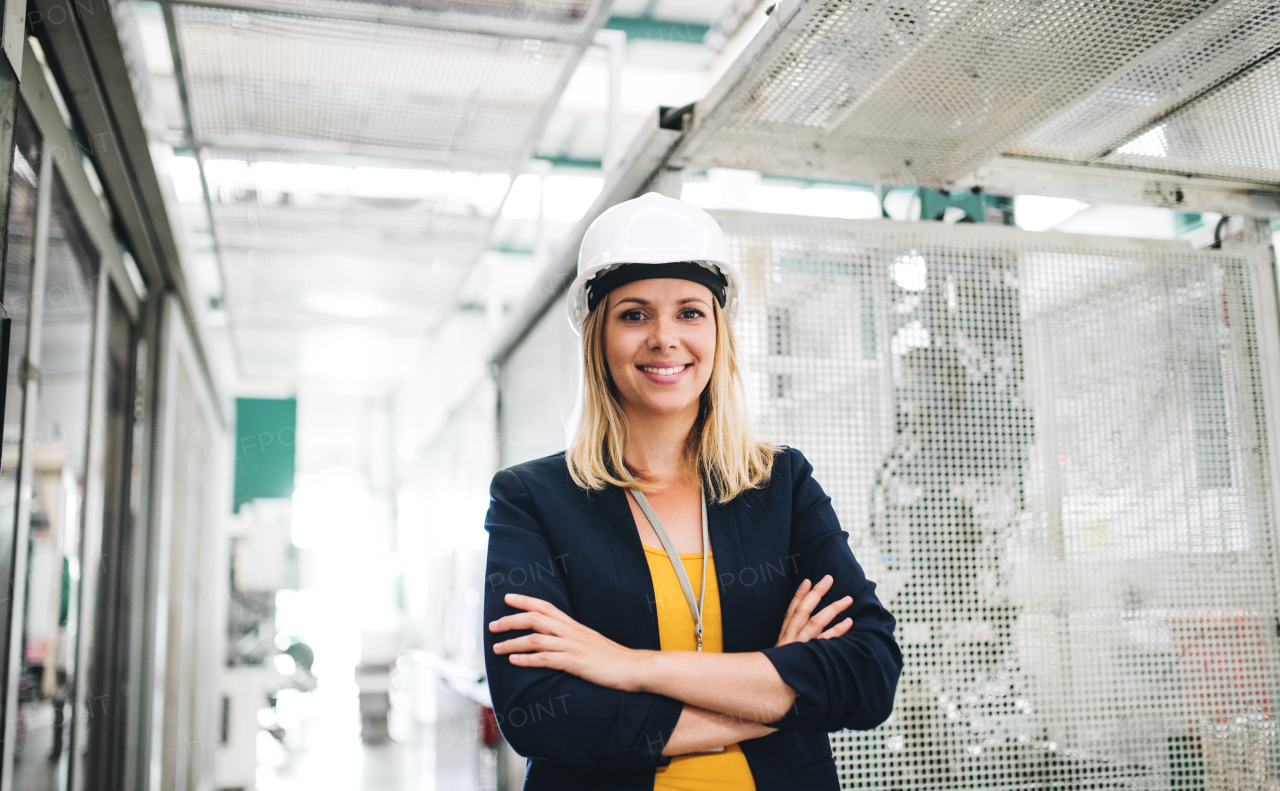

{"left": 83, "top": 286, "right": 136, "bottom": 790}
{"left": 0, "top": 99, "right": 41, "bottom": 779}
{"left": 14, "top": 169, "right": 99, "bottom": 790}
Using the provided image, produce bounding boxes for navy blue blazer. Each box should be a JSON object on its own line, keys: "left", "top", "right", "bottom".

{"left": 483, "top": 447, "right": 901, "bottom": 790}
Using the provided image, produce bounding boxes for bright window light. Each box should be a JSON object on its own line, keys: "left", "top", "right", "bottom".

{"left": 292, "top": 475, "right": 371, "bottom": 549}
{"left": 300, "top": 327, "right": 404, "bottom": 382}
{"left": 891, "top": 321, "right": 930, "bottom": 355}
{"left": 681, "top": 182, "right": 722, "bottom": 208}
{"left": 691, "top": 182, "right": 881, "bottom": 219}
{"left": 1116, "top": 124, "right": 1168, "bottom": 158}
{"left": 751, "top": 185, "right": 803, "bottom": 213}
{"left": 169, "top": 155, "right": 203, "bottom": 203}
{"left": 543, "top": 175, "right": 603, "bottom": 221}
{"left": 274, "top": 653, "right": 297, "bottom": 676}
{"left": 502, "top": 174, "right": 543, "bottom": 219}
{"left": 891, "top": 251, "right": 928, "bottom": 291}
{"left": 254, "top": 161, "right": 351, "bottom": 197}
{"left": 1014, "top": 195, "right": 1090, "bottom": 232}
{"left": 796, "top": 188, "right": 882, "bottom": 219}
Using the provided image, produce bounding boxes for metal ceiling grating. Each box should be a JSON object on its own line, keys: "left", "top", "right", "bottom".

{"left": 1097, "top": 54, "right": 1280, "bottom": 183}
{"left": 676, "top": 0, "right": 1280, "bottom": 186}
{"left": 227, "top": 0, "right": 597, "bottom": 37}
{"left": 1007, "top": 0, "right": 1280, "bottom": 175}
{"left": 173, "top": 5, "right": 576, "bottom": 165}
{"left": 210, "top": 201, "right": 492, "bottom": 259}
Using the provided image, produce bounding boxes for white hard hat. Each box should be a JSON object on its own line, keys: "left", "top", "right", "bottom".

{"left": 567, "top": 192, "right": 741, "bottom": 333}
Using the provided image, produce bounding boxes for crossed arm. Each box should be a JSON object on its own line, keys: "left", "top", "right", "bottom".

{"left": 489, "top": 575, "right": 853, "bottom": 756}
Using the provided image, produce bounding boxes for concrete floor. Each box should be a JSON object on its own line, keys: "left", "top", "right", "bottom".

{"left": 256, "top": 679, "right": 434, "bottom": 791}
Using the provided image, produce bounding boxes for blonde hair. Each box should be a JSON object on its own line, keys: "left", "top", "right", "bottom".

{"left": 566, "top": 296, "right": 776, "bottom": 504}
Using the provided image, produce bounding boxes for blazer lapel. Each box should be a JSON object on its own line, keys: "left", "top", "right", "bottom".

{"left": 594, "top": 487, "right": 663, "bottom": 651}
{"left": 708, "top": 498, "right": 756, "bottom": 653}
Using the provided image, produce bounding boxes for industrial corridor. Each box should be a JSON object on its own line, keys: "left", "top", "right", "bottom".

{"left": 0, "top": 0, "right": 1274, "bottom": 789}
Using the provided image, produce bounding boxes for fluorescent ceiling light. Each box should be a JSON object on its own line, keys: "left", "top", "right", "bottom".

{"left": 199, "top": 158, "right": 511, "bottom": 213}
{"left": 1013, "top": 195, "right": 1089, "bottom": 232}
{"left": 307, "top": 292, "right": 390, "bottom": 319}
{"left": 1116, "top": 125, "right": 1168, "bottom": 158}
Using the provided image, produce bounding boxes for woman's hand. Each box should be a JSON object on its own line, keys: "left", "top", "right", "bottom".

{"left": 490, "top": 593, "right": 648, "bottom": 691}
{"left": 775, "top": 575, "right": 853, "bottom": 647}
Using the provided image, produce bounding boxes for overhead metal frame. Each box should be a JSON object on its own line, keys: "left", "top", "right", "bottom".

{"left": 666, "top": 0, "right": 1280, "bottom": 198}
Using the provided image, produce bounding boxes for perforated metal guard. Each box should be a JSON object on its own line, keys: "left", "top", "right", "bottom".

{"left": 678, "top": 0, "right": 1280, "bottom": 186}
{"left": 1009, "top": 0, "right": 1280, "bottom": 182}
{"left": 173, "top": 5, "right": 576, "bottom": 165}
{"left": 707, "top": 211, "right": 1280, "bottom": 789}
{"left": 1095, "top": 55, "right": 1280, "bottom": 184}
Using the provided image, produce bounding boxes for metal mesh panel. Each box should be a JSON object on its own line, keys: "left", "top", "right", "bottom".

{"left": 1096, "top": 55, "right": 1280, "bottom": 183}
{"left": 174, "top": 6, "right": 575, "bottom": 165}
{"left": 1008, "top": 0, "right": 1280, "bottom": 181}
{"left": 709, "top": 211, "right": 1280, "bottom": 789}
{"left": 678, "top": 0, "right": 1280, "bottom": 185}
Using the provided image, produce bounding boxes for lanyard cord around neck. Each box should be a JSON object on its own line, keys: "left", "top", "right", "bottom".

{"left": 630, "top": 485, "right": 710, "bottom": 651}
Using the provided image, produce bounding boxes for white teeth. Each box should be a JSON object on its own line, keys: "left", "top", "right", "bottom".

{"left": 642, "top": 365, "right": 685, "bottom": 376}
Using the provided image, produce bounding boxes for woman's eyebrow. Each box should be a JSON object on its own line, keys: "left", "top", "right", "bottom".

{"left": 613, "top": 297, "right": 650, "bottom": 307}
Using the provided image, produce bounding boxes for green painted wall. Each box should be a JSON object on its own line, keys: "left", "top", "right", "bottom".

{"left": 234, "top": 398, "right": 296, "bottom": 512}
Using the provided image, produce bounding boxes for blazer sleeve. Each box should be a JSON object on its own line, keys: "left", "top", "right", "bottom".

{"left": 760, "top": 448, "right": 903, "bottom": 733}
{"left": 483, "top": 468, "right": 684, "bottom": 772}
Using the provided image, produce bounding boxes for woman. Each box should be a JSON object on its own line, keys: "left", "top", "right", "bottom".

{"left": 483, "top": 193, "right": 901, "bottom": 790}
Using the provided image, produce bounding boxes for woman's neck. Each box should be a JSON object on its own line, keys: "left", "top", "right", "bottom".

{"left": 621, "top": 403, "right": 699, "bottom": 485}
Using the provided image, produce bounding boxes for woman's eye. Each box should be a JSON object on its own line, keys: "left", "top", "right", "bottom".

{"left": 679, "top": 308, "right": 706, "bottom": 320}
{"left": 620, "top": 310, "right": 646, "bottom": 322}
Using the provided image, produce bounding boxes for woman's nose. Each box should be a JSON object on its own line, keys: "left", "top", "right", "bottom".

{"left": 648, "top": 316, "right": 678, "bottom": 349}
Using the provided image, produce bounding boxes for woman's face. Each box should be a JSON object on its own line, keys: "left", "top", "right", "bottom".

{"left": 602, "top": 277, "right": 717, "bottom": 420}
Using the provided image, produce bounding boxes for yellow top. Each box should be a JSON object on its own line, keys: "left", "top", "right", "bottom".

{"left": 643, "top": 544, "right": 757, "bottom": 791}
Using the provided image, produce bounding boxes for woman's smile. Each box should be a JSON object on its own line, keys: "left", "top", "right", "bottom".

{"left": 638, "top": 361, "right": 693, "bottom": 383}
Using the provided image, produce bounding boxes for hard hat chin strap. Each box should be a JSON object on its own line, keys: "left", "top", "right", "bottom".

{"left": 586, "top": 262, "right": 729, "bottom": 313}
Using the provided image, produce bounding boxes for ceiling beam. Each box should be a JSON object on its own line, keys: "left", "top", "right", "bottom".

{"left": 158, "top": 0, "right": 594, "bottom": 43}
{"left": 958, "top": 156, "right": 1280, "bottom": 218}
